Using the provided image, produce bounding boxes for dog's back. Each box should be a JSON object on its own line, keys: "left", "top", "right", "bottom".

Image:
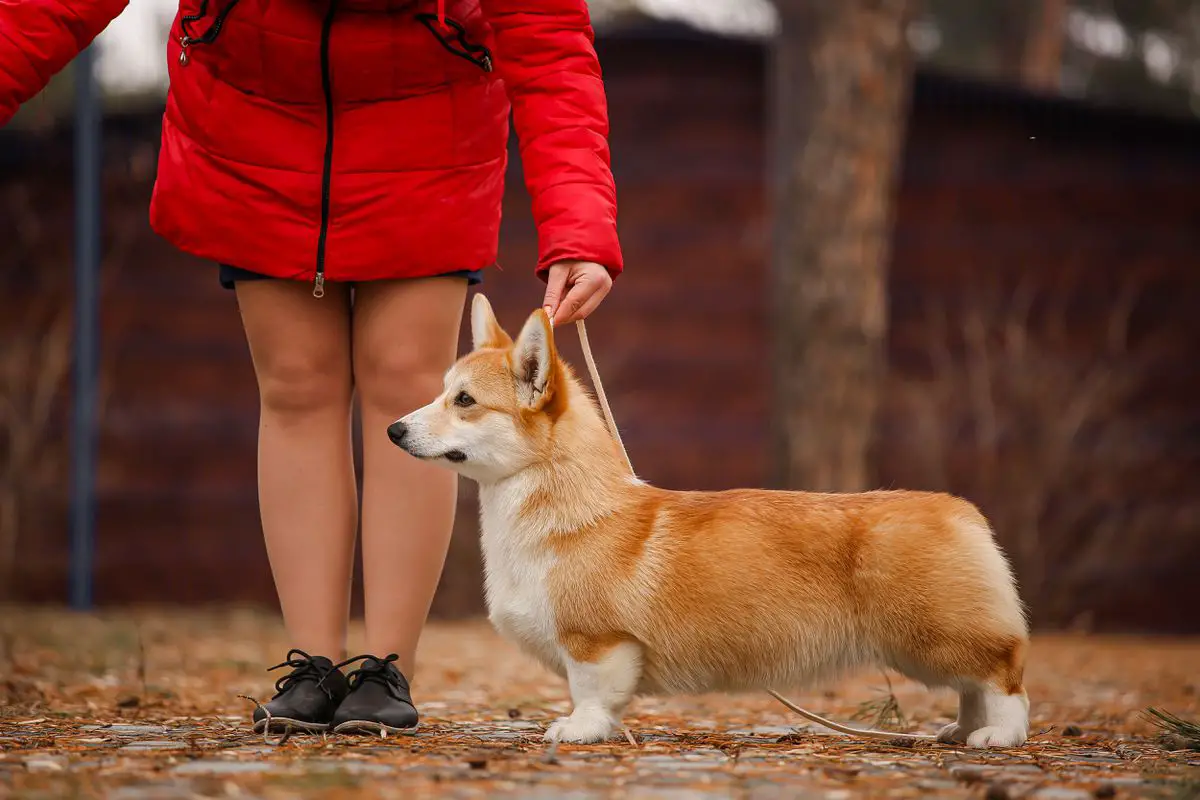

{"left": 543, "top": 486, "right": 1027, "bottom": 698}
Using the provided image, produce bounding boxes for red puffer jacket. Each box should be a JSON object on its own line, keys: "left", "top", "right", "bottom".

{"left": 0, "top": 0, "right": 623, "bottom": 290}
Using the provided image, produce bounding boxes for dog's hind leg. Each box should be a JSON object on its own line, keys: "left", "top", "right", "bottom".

{"left": 869, "top": 510, "right": 1031, "bottom": 748}
{"left": 893, "top": 632, "right": 1029, "bottom": 748}
{"left": 935, "top": 683, "right": 985, "bottom": 744}
{"left": 950, "top": 681, "right": 1029, "bottom": 748}
{"left": 544, "top": 637, "right": 643, "bottom": 744}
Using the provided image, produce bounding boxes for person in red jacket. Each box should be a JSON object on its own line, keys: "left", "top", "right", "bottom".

{"left": 1, "top": 0, "right": 622, "bottom": 735}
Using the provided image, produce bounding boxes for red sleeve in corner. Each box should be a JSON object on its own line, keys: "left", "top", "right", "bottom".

{"left": 479, "top": 0, "right": 623, "bottom": 279}
{"left": 0, "top": 0, "right": 129, "bottom": 126}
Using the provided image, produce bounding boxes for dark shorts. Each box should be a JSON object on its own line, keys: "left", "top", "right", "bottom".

{"left": 218, "top": 264, "right": 484, "bottom": 290}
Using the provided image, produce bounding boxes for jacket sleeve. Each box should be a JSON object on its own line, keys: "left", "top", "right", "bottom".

{"left": 479, "top": 0, "right": 623, "bottom": 278}
{"left": 0, "top": 0, "right": 129, "bottom": 127}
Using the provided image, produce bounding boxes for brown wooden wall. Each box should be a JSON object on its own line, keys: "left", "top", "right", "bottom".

{"left": 3, "top": 31, "right": 1197, "bottom": 630}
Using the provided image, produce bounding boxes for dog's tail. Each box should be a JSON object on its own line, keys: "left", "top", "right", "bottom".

{"left": 765, "top": 689, "right": 935, "bottom": 742}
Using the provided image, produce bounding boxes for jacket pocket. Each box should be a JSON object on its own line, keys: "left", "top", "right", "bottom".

{"left": 178, "top": 0, "right": 243, "bottom": 66}
{"left": 415, "top": 13, "right": 493, "bottom": 73}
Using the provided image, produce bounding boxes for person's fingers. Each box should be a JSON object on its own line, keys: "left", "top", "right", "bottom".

{"left": 542, "top": 265, "right": 569, "bottom": 320}
{"left": 554, "top": 272, "right": 611, "bottom": 325}
{"left": 568, "top": 278, "right": 611, "bottom": 323}
{"left": 552, "top": 280, "right": 589, "bottom": 326}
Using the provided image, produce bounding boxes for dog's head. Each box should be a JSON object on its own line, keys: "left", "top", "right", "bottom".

{"left": 388, "top": 294, "right": 569, "bottom": 484}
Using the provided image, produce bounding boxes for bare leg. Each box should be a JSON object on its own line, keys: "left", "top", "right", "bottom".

{"left": 351, "top": 276, "right": 468, "bottom": 677}
{"left": 236, "top": 280, "right": 357, "bottom": 659}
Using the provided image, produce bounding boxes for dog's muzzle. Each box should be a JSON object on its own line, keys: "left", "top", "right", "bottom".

{"left": 387, "top": 421, "right": 466, "bottom": 462}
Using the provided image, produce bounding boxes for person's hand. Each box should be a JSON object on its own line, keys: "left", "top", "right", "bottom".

{"left": 542, "top": 261, "right": 613, "bottom": 327}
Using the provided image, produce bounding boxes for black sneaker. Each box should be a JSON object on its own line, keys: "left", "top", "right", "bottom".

{"left": 329, "top": 653, "right": 419, "bottom": 736}
{"left": 251, "top": 649, "right": 349, "bottom": 734}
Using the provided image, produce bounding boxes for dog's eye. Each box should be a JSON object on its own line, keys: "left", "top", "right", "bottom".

{"left": 454, "top": 391, "right": 475, "bottom": 408}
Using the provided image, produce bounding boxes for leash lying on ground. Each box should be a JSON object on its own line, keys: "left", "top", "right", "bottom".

{"left": 573, "top": 318, "right": 935, "bottom": 744}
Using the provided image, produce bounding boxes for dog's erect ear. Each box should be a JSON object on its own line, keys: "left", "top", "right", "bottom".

{"left": 511, "top": 308, "right": 559, "bottom": 410}
{"left": 471, "top": 293, "right": 512, "bottom": 351}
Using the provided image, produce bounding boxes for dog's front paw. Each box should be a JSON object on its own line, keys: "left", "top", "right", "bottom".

{"left": 543, "top": 709, "right": 617, "bottom": 744}
{"left": 965, "top": 725, "right": 1027, "bottom": 748}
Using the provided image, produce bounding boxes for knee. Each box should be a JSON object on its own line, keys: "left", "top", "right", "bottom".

{"left": 257, "top": 353, "right": 352, "bottom": 419}
{"left": 355, "top": 343, "right": 450, "bottom": 417}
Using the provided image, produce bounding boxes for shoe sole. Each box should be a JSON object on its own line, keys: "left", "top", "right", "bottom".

{"left": 331, "top": 720, "right": 419, "bottom": 737}
{"left": 252, "top": 717, "right": 330, "bottom": 735}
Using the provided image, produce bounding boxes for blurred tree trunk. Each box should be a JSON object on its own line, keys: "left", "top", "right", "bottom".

{"left": 1020, "top": 0, "right": 1068, "bottom": 91}
{"left": 770, "top": 0, "right": 918, "bottom": 492}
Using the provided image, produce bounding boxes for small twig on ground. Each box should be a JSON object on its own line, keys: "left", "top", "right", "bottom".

{"left": 238, "top": 694, "right": 292, "bottom": 747}
{"left": 1028, "top": 725, "right": 1057, "bottom": 739}
{"left": 623, "top": 727, "right": 639, "bottom": 748}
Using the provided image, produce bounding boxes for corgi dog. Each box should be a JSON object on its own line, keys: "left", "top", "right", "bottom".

{"left": 388, "top": 295, "right": 1030, "bottom": 748}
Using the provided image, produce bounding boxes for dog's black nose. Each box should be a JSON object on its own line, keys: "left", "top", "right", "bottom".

{"left": 387, "top": 421, "right": 408, "bottom": 447}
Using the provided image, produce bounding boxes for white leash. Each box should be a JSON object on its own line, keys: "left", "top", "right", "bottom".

{"left": 573, "top": 318, "right": 934, "bottom": 744}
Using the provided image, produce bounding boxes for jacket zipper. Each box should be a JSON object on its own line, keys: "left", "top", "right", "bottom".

{"left": 178, "top": 0, "right": 243, "bottom": 66}
{"left": 313, "top": 0, "right": 339, "bottom": 299}
{"left": 415, "top": 13, "right": 494, "bottom": 72}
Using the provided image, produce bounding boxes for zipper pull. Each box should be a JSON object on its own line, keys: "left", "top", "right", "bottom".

{"left": 313, "top": 272, "right": 326, "bottom": 298}
{"left": 179, "top": 36, "right": 192, "bottom": 66}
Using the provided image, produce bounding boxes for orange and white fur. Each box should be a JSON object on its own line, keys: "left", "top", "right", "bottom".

{"left": 389, "top": 295, "right": 1030, "bottom": 748}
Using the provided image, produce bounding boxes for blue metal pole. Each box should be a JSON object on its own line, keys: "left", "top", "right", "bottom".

{"left": 70, "top": 45, "right": 101, "bottom": 610}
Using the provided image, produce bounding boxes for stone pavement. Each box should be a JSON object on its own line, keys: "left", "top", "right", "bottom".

{"left": 2, "top": 608, "right": 1198, "bottom": 799}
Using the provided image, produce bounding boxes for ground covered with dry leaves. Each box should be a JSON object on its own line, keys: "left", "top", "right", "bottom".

{"left": 2, "top": 607, "right": 1198, "bottom": 799}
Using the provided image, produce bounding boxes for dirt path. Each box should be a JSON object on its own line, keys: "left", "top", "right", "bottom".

{"left": 2, "top": 608, "right": 1198, "bottom": 798}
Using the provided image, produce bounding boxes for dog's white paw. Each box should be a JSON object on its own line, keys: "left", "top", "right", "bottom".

{"left": 939, "top": 721, "right": 1026, "bottom": 747}
{"left": 936, "top": 722, "right": 968, "bottom": 744}
{"left": 965, "top": 725, "right": 1027, "bottom": 748}
{"left": 543, "top": 709, "right": 616, "bottom": 744}
{"left": 940, "top": 686, "right": 1027, "bottom": 748}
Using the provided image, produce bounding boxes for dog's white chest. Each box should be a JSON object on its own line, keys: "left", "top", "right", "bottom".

{"left": 478, "top": 485, "right": 564, "bottom": 675}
